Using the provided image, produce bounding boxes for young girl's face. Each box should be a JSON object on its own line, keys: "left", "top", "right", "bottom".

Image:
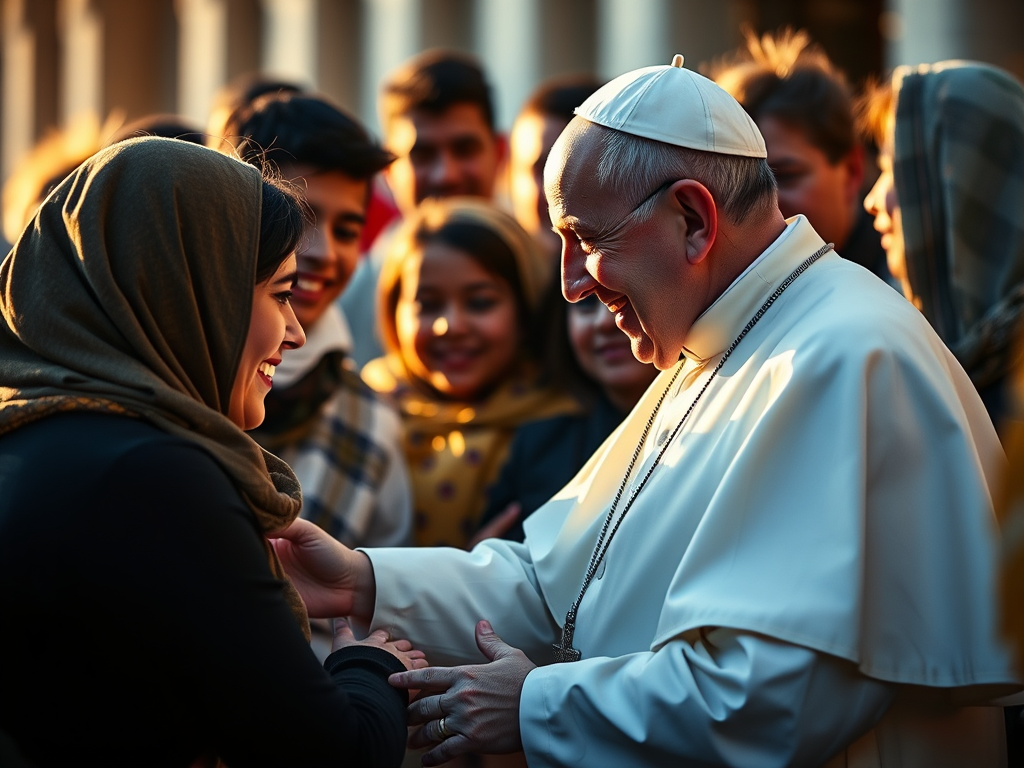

{"left": 395, "top": 241, "right": 522, "bottom": 400}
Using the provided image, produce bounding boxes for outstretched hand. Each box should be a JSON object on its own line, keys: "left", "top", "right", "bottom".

{"left": 269, "top": 518, "right": 375, "bottom": 620}
{"left": 333, "top": 617, "right": 429, "bottom": 671}
{"left": 388, "top": 620, "right": 536, "bottom": 766}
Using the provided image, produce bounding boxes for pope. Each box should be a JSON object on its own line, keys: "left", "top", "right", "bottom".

{"left": 273, "top": 56, "right": 1021, "bottom": 767}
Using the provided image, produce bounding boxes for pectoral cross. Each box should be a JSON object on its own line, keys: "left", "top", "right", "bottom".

{"left": 552, "top": 618, "right": 581, "bottom": 662}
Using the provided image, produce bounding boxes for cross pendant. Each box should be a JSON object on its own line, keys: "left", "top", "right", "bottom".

{"left": 552, "top": 619, "right": 582, "bottom": 663}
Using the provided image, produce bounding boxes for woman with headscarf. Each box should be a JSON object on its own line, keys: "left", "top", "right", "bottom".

{"left": 0, "top": 137, "right": 424, "bottom": 768}
{"left": 361, "top": 198, "right": 579, "bottom": 549}
{"left": 862, "top": 61, "right": 1024, "bottom": 426}
{"left": 862, "top": 60, "right": 1024, "bottom": 761}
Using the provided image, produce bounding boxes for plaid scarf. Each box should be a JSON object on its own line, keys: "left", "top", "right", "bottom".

{"left": 893, "top": 61, "right": 1024, "bottom": 390}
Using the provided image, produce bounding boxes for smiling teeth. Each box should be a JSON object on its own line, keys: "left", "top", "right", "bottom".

{"left": 259, "top": 362, "right": 276, "bottom": 379}
{"left": 296, "top": 277, "right": 322, "bottom": 291}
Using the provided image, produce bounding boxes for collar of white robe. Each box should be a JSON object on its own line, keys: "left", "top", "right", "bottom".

{"left": 552, "top": 241, "right": 834, "bottom": 663}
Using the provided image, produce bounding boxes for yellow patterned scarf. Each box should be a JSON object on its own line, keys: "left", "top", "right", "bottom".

{"left": 364, "top": 355, "right": 578, "bottom": 547}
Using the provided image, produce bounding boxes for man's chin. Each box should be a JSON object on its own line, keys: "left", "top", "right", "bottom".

{"left": 629, "top": 336, "right": 660, "bottom": 368}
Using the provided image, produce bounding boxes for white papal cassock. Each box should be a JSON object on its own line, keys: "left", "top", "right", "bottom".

{"left": 362, "top": 215, "right": 1021, "bottom": 767}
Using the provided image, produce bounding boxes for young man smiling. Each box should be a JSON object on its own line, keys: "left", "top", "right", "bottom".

{"left": 711, "top": 28, "right": 896, "bottom": 287}
{"left": 224, "top": 92, "right": 413, "bottom": 563}
{"left": 341, "top": 49, "right": 504, "bottom": 368}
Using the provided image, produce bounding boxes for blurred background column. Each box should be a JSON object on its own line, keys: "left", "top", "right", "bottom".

{"left": 596, "top": 0, "right": 668, "bottom": 80}
{"left": 2, "top": 0, "right": 42, "bottom": 179}
{"left": 317, "top": 0, "right": 363, "bottom": 114}
{"left": 261, "top": 0, "right": 317, "bottom": 86}
{"left": 361, "top": 0, "right": 421, "bottom": 130}
{"left": 96, "top": 0, "right": 178, "bottom": 126}
{"left": 882, "top": 0, "right": 1024, "bottom": 81}
{"left": 177, "top": 0, "right": 227, "bottom": 126}
{"left": 474, "top": 0, "right": 539, "bottom": 130}
{"left": 59, "top": 0, "right": 102, "bottom": 126}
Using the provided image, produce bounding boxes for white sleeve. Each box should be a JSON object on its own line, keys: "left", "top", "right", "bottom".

{"left": 361, "top": 540, "right": 561, "bottom": 666}
{"left": 520, "top": 628, "right": 895, "bottom": 768}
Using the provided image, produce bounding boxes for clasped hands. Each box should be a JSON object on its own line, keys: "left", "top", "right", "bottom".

{"left": 271, "top": 518, "right": 537, "bottom": 766}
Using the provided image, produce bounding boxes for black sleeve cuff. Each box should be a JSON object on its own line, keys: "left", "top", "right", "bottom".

{"left": 324, "top": 644, "right": 408, "bottom": 683}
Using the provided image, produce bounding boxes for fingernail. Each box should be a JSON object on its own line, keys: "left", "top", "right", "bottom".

{"left": 479, "top": 620, "right": 493, "bottom": 634}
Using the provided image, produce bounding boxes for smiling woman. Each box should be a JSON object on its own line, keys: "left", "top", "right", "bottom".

{"left": 0, "top": 137, "right": 425, "bottom": 767}
{"left": 363, "top": 198, "right": 579, "bottom": 547}
{"left": 860, "top": 61, "right": 1024, "bottom": 426}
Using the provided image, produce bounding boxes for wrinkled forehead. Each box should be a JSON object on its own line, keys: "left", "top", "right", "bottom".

{"left": 543, "top": 117, "right": 603, "bottom": 219}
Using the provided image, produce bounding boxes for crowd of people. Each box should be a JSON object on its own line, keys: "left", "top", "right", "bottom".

{"left": 2, "top": 24, "right": 1024, "bottom": 768}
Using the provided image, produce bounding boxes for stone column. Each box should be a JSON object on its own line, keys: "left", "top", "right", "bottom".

{"left": 177, "top": 0, "right": 227, "bottom": 125}
{"left": 260, "top": 0, "right": 318, "bottom": 87}
{"left": 2, "top": 0, "right": 37, "bottom": 180}
{"left": 595, "top": 0, "right": 667, "bottom": 80}
{"left": 882, "top": 0, "right": 1024, "bottom": 82}
{"left": 360, "top": 0, "right": 421, "bottom": 131}
{"left": 474, "top": 0, "right": 540, "bottom": 130}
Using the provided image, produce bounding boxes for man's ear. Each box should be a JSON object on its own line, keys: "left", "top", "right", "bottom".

{"left": 670, "top": 180, "right": 717, "bottom": 264}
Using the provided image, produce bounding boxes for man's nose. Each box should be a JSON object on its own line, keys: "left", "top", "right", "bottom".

{"left": 561, "top": 241, "right": 596, "bottom": 302}
{"left": 299, "top": 225, "right": 328, "bottom": 262}
{"left": 428, "top": 151, "right": 461, "bottom": 189}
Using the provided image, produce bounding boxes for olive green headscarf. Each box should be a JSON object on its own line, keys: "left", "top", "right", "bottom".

{"left": 0, "top": 137, "right": 308, "bottom": 636}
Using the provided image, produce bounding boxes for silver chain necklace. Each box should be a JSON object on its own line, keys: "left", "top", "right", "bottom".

{"left": 552, "top": 242, "right": 833, "bottom": 662}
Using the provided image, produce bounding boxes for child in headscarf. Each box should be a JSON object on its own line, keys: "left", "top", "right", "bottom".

{"left": 861, "top": 61, "right": 1024, "bottom": 426}
{"left": 363, "top": 198, "right": 578, "bottom": 548}
{"left": 0, "top": 137, "right": 424, "bottom": 767}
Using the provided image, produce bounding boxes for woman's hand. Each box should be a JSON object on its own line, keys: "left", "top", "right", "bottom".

{"left": 269, "top": 518, "right": 376, "bottom": 620}
{"left": 332, "top": 618, "right": 429, "bottom": 672}
{"left": 388, "top": 620, "right": 536, "bottom": 766}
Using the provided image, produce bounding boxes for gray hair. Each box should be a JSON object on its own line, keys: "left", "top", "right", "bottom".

{"left": 593, "top": 125, "right": 778, "bottom": 226}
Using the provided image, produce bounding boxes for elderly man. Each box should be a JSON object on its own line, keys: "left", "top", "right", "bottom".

{"left": 275, "top": 57, "right": 1019, "bottom": 767}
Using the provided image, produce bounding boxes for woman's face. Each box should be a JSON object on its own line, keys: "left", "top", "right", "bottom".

{"left": 395, "top": 241, "right": 521, "bottom": 400}
{"left": 567, "top": 294, "right": 658, "bottom": 412}
{"left": 864, "top": 138, "right": 918, "bottom": 308}
{"left": 229, "top": 253, "right": 305, "bottom": 430}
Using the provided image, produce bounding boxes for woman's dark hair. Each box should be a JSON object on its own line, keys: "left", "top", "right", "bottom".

{"left": 254, "top": 176, "right": 308, "bottom": 284}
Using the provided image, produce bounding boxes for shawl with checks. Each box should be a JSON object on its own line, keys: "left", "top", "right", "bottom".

{"left": 893, "top": 61, "right": 1024, "bottom": 390}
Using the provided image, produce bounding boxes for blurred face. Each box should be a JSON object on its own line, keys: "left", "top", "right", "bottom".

{"left": 567, "top": 295, "right": 658, "bottom": 412}
{"left": 286, "top": 165, "right": 369, "bottom": 330}
{"left": 395, "top": 241, "right": 521, "bottom": 400}
{"left": 548, "top": 123, "right": 697, "bottom": 371}
{"left": 229, "top": 254, "right": 306, "bottom": 430}
{"left": 384, "top": 104, "right": 500, "bottom": 215}
{"left": 864, "top": 146, "right": 915, "bottom": 306}
{"left": 509, "top": 111, "right": 567, "bottom": 257}
{"left": 758, "top": 115, "right": 860, "bottom": 250}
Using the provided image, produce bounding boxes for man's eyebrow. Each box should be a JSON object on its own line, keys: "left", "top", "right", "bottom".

{"left": 552, "top": 214, "right": 584, "bottom": 233}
